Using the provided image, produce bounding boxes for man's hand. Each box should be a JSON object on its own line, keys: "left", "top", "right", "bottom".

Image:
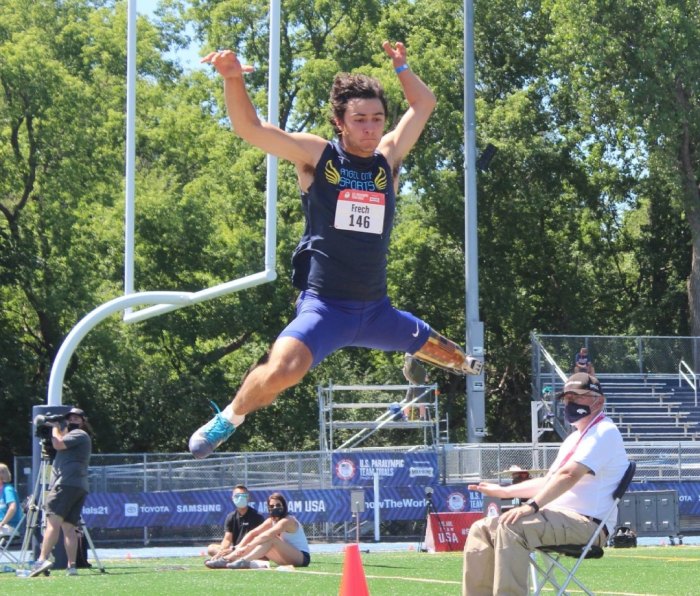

{"left": 499, "top": 503, "right": 537, "bottom": 526}
{"left": 201, "top": 50, "right": 255, "bottom": 80}
{"left": 467, "top": 482, "right": 506, "bottom": 498}
{"left": 382, "top": 40, "right": 407, "bottom": 67}
{"left": 214, "top": 546, "right": 232, "bottom": 559}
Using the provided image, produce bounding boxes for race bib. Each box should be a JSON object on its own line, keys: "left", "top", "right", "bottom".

{"left": 333, "top": 189, "right": 386, "bottom": 235}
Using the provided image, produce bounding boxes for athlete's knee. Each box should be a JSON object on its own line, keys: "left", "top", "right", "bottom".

{"left": 261, "top": 344, "right": 312, "bottom": 391}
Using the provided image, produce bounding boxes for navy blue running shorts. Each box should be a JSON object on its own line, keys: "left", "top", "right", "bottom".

{"left": 278, "top": 291, "right": 431, "bottom": 368}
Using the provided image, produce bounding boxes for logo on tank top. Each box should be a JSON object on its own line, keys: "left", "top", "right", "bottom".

{"left": 324, "top": 160, "right": 388, "bottom": 192}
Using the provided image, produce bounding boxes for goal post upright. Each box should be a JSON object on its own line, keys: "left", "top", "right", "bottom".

{"left": 46, "top": 0, "right": 282, "bottom": 406}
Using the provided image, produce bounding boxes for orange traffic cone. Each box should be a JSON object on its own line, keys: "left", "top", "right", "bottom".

{"left": 339, "top": 543, "right": 369, "bottom": 596}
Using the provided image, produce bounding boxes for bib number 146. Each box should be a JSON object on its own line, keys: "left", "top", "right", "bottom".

{"left": 334, "top": 189, "right": 386, "bottom": 235}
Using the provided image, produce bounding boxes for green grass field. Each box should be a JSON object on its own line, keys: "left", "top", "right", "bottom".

{"left": 1, "top": 546, "right": 699, "bottom": 595}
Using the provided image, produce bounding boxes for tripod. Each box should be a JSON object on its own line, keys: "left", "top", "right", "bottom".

{"left": 15, "top": 452, "right": 105, "bottom": 575}
{"left": 418, "top": 490, "right": 454, "bottom": 552}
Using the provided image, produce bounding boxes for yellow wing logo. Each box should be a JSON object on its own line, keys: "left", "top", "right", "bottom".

{"left": 374, "top": 167, "right": 388, "bottom": 190}
{"left": 324, "top": 160, "right": 341, "bottom": 185}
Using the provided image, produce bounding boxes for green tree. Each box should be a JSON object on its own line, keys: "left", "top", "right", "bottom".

{"left": 0, "top": 0, "right": 127, "bottom": 460}
{"left": 542, "top": 0, "right": 698, "bottom": 336}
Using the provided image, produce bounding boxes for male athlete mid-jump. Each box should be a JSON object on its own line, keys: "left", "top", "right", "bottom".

{"left": 190, "top": 41, "right": 482, "bottom": 459}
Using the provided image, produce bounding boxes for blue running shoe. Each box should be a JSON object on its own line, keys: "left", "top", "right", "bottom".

{"left": 189, "top": 402, "right": 236, "bottom": 459}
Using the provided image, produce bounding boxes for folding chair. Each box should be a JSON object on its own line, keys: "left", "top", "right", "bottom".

{"left": 529, "top": 461, "right": 636, "bottom": 596}
{"left": 0, "top": 513, "right": 25, "bottom": 567}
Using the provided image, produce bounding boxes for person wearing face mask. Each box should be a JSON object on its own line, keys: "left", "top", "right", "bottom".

{"left": 29, "top": 408, "right": 92, "bottom": 578}
{"left": 462, "top": 373, "right": 628, "bottom": 596}
{"left": 222, "top": 492, "right": 310, "bottom": 570}
{"left": 204, "top": 484, "right": 264, "bottom": 568}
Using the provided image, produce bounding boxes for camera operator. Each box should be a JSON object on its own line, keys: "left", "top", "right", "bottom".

{"left": 29, "top": 407, "right": 92, "bottom": 578}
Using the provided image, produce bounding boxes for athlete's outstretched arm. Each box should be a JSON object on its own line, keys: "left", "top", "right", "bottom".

{"left": 378, "top": 41, "right": 437, "bottom": 171}
{"left": 202, "top": 50, "right": 326, "bottom": 171}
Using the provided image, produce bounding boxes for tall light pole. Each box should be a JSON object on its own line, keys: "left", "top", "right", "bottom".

{"left": 464, "top": 0, "right": 486, "bottom": 442}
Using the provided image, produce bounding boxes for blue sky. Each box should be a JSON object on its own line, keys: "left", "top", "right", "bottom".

{"left": 137, "top": 0, "right": 205, "bottom": 72}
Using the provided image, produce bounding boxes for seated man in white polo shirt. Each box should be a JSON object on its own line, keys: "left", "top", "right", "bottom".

{"left": 462, "top": 373, "right": 628, "bottom": 596}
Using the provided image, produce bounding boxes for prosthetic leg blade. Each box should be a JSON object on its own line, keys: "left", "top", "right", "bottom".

{"left": 411, "top": 331, "right": 484, "bottom": 376}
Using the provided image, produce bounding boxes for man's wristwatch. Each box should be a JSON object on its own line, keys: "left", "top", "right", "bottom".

{"left": 525, "top": 499, "right": 540, "bottom": 513}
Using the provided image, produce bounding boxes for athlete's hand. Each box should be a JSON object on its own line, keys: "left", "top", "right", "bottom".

{"left": 382, "top": 40, "right": 407, "bottom": 68}
{"left": 201, "top": 50, "right": 255, "bottom": 80}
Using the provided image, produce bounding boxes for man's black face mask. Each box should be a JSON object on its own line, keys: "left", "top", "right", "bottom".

{"left": 564, "top": 401, "right": 591, "bottom": 423}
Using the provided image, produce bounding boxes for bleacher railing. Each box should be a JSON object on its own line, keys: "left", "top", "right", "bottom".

{"left": 532, "top": 333, "right": 700, "bottom": 377}
{"left": 678, "top": 359, "right": 698, "bottom": 407}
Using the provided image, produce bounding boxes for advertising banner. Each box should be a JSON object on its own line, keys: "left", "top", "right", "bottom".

{"left": 423, "top": 512, "right": 483, "bottom": 552}
{"left": 81, "top": 483, "right": 484, "bottom": 529}
{"left": 331, "top": 451, "right": 438, "bottom": 487}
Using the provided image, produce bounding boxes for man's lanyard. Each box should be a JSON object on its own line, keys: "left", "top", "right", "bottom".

{"left": 555, "top": 412, "right": 606, "bottom": 471}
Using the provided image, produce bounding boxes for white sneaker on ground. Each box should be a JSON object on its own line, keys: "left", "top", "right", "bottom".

{"left": 249, "top": 560, "right": 271, "bottom": 569}
{"left": 204, "top": 558, "right": 229, "bottom": 569}
{"left": 28, "top": 559, "right": 53, "bottom": 577}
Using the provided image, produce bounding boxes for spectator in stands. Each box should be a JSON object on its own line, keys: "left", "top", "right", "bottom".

{"left": 0, "top": 463, "right": 22, "bottom": 536}
{"left": 462, "top": 373, "right": 628, "bottom": 595}
{"left": 204, "top": 484, "right": 264, "bottom": 567}
{"left": 573, "top": 346, "right": 595, "bottom": 375}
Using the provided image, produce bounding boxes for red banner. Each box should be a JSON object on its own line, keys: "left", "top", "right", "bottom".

{"left": 424, "top": 512, "right": 484, "bottom": 552}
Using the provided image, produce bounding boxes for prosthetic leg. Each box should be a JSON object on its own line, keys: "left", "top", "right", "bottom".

{"left": 405, "top": 330, "right": 483, "bottom": 378}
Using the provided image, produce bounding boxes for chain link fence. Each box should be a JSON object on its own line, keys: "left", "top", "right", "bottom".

{"left": 13, "top": 441, "right": 700, "bottom": 545}
{"left": 533, "top": 334, "right": 700, "bottom": 377}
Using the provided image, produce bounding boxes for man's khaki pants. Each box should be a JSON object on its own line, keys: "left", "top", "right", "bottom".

{"left": 462, "top": 509, "right": 605, "bottom": 596}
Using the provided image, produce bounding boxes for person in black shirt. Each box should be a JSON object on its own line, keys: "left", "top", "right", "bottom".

{"left": 205, "top": 484, "right": 264, "bottom": 567}
{"left": 29, "top": 408, "right": 92, "bottom": 577}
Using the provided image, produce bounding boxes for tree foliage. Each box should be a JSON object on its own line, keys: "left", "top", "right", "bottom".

{"left": 1, "top": 0, "right": 698, "bottom": 461}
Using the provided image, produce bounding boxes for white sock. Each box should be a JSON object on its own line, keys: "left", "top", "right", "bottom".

{"left": 222, "top": 404, "right": 245, "bottom": 427}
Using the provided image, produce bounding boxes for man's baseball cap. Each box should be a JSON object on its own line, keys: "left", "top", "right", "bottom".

{"left": 557, "top": 373, "right": 604, "bottom": 399}
{"left": 67, "top": 407, "right": 87, "bottom": 419}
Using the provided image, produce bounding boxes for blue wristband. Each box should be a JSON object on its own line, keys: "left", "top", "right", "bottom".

{"left": 394, "top": 64, "right": 410, "bottom": 74}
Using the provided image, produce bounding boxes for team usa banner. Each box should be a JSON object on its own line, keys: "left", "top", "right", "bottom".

{"left": 81, "top": 483, "right": 485, "bottom": 529}
{"left": 78, "top": 448, "right": 700, "bottom": 529}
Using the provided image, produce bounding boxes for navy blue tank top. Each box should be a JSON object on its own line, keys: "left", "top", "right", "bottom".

{"left": 292, "top": 140, "right": 395, "bottom": 300}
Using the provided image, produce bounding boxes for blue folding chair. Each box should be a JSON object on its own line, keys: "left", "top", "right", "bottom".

{"left": 529, "top": 461, "right": 636, "bottom": 596}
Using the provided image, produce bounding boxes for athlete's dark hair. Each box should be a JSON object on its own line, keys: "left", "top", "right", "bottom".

{"left": 329, "top": 73, "right": 388, "bottom": 136}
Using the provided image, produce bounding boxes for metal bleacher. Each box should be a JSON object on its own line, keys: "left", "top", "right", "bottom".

{"left": 531, "top": 333, "right": 700, "bottom": 443}
{"left": 601, "top": 376, "right": 700, "bottom": 441}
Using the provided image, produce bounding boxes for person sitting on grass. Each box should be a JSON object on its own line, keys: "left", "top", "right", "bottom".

{"left": 205, "top": 492, "right": 310, "bottom": 569}
{"left": 204, "top": 484, "right": 264, "bottom": 567}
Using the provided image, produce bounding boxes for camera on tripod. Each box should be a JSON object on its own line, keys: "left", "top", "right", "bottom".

{"left": 33, "top": 413, "right": 67, "bottom": 439}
